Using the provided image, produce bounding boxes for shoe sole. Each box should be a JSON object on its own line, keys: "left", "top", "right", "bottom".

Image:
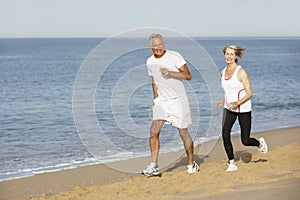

{"left": 142, "top": 170, "right": 159, "bottom": 176}
{"left": 142, "top": 172, "right": 162, "bottom": 177}
{"left": 226, "top": 168, "right": 238, "bottom": 172}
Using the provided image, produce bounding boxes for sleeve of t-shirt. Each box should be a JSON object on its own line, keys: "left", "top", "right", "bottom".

{"left": 147, "top": 65, "right": 152, "bottom": 76}
{"left": 172, "top": 51, "right": 186, "bottom": 69}
{"left": 146, "top": 59, "right": 152, "bottom": 76}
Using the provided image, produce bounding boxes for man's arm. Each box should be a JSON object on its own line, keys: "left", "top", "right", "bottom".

{"left": 160, "top": 64, "right": 192, "bottom": 80}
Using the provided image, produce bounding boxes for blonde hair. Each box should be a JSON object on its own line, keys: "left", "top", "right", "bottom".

{"left": 223, "top": 45, "right": 246, "bottom": 63}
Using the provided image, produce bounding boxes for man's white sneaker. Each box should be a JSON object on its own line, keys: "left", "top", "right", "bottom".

{"left": 187, "top": 161, "right": 200, "bottom": 174}
{"left": 257, "top": 137, "right": 268, "bottom": 154}
{"left": 226, "top": 163, "right": 238, "bottom": 172}
{"left": 142, "top": 162, "right": 159, "bottom": 176}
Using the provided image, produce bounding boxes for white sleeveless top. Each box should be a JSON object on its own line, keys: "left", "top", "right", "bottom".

{"left": 221, "top": 65, "right": 251, "bottom": 113}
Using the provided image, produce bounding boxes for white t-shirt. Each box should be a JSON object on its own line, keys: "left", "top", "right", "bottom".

{"left": 147, "top": 50, "right": 187, "bottom": 101}
{"left": 147, "top": 50, "right": 192, "bottom": 128}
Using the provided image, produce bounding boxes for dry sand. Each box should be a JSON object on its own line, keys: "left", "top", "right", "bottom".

{"left": 1, "top": 127, "right": 299, "bottom": 200}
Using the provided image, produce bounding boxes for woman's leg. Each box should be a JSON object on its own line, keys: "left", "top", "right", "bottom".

{"left": 222, "top": 109, "right": 237, "bottom": 161}
{"left": 238, "top": 112, "right": 260, "bottom": 147}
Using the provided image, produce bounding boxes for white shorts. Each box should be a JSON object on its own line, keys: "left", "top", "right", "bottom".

{"left": 152, "top": 97, "right": 192, "bottom": 129}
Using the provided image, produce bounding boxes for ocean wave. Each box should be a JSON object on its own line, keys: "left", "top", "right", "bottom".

{"left": 0, "top": 158, "right": 99, "bottom": 182}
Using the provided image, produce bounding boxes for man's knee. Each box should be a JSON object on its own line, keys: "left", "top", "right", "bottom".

{"left": 150, "top": 123, "right": 161, "bottom": 136}
{"left": 150, "top": 127, "right": 159, "bottom": 137}
{"left": 150, "top": 120, "right": 164, "bottom": 135}
{"left": 178, "top": 128, "right": 192, "bottom": 140}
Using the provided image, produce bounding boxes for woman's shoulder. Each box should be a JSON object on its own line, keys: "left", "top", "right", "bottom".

{"left": 237, "top": 65, "right": 250, "bottom": 80}
{"left": 237, "top": 65, "right": 247, "bottom": 74}
{"left": 220, "top": 66, "right": 227, "bottom": 75}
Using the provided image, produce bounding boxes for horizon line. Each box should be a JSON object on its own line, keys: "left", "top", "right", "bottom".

{"left": 0, "top": 36, "right": 300, "bottom": 39}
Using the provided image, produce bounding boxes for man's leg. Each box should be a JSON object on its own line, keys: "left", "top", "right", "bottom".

{"left": 150, "top": 120, "right": 165, "bottom": 165}
{"left": 178, "top": 128, "right": 194, "bottom": 165}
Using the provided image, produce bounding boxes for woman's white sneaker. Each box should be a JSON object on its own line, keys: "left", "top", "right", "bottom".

{"left": 226, "top": 163, "right": 238, "bottom": 172}
{"left": 257, "top": 137, "right": 268, "bottom": 154}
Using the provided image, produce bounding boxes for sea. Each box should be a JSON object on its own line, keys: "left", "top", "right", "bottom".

{"left": 0, "top": 37, "right": 299, "bottom": 181}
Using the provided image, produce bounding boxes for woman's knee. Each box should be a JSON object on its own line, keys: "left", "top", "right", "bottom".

{"left": 241, "top": 138, "right": 251, "bottom": 146}
{"left": 222, "top": 131, "right": 231, "bottom": 141}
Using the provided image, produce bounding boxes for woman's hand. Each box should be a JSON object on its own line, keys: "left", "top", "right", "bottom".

{"left": 228, "top": 101, "right": 239, "bottom": 110}
{"left": 216, "top": 98, "right": 225, "bottom": 109}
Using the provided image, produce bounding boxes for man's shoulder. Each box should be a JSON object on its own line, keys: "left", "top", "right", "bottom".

{"left": 165, "top": 50, "right": 184, "bottom": 60}
{"left": 166, "top": 50, "right": 181, "bottom": 56}
{"left": 146, "top": 55, "right": 155, "bottom": 63}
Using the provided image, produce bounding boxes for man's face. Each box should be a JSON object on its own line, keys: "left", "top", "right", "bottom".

{"left": 150, "top": 37, "right": 165, "bottom": 58}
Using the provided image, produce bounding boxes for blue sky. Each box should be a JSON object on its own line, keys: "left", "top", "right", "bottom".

{"left": 1, "top": 0, "right": 299, "bottom": 38}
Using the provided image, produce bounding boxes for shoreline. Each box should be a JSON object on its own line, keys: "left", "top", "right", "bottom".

{"left": 1, "top": 125, "right": 296, "bottom": 182}
{"left": 1, "top": 126, "right": 299, "bottom": 199}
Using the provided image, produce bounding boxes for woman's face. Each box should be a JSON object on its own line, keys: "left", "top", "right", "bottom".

{"left": 224, "top": 48, "right": 238, "bottom": 65}
{"left": 150, "top": 37, "right": 165, "bottom": 58}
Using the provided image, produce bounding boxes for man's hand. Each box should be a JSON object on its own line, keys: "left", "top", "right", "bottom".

{"left": 160, "top": 68, "right": 170, "bottom": 78}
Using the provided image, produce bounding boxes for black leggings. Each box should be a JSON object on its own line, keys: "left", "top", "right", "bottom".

{"left": 222, "top": 109, "right": 260, "bottom": 160}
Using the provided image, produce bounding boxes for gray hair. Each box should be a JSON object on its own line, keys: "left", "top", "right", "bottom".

{"left": 149, "top": 33, "right": 164, "bottom": 46}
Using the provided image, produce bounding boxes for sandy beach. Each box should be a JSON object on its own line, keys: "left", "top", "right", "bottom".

{"left": 1, "top": 127, "right": 299, "bottom": 200}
